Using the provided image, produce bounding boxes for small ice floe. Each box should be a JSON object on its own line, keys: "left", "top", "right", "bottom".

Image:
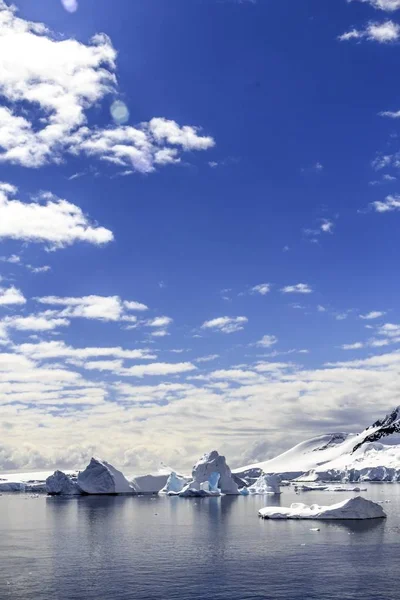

{"left": 324, "top": 486, "right": 367, "bottom": 493}
{"left": 294, "top": 484, "right": 328, "bottom": 492}
{"left": 258, "top": 496, "right": 387, "bottom": 520}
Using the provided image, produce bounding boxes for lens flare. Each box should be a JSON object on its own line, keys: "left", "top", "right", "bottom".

{"left": 110, "top": 100, "right": 130, "bottom": 125}
{"left": 61, "top": 0, "right": 78, "bottom": 13}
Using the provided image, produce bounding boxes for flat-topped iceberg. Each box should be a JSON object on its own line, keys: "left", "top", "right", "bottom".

{"left": 179, "top": 450, "right": 240, "bottom": 497}
{"left": 46, "top": 471, "right": 81, "bottom": 495}
{"left": 258, "top": 496, "right": 386, "bottom": 520}
{"left": 130, "top": 472, "right": 170, "bottom": 494}
{"left": 77, "top": 458, "right": 133, "bottom": 494}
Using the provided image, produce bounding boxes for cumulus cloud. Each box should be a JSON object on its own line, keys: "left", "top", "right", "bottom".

{"left": 250, "top": 283, "right": 271, "bottom": 295}
{"left": 0, "top": 285, "right": 26, "bottom": 305}
{"left": 0, "top": 3, "right": 214, "bottom": 171}
{"left": 349, "top": 0, "right": 400, "bottom": 10}
{"left": 201, "top": 316, "right": 248, "bottom": 333}
{"left": 281, "top": 283, "right": 313, "bottom": 294}
{"left": 36, "top": 294, "right": 146, "bottom": 322}
{"left": 372, "top": 194, "right": 400, "bottom": 212}
{"left": 0, "top": 184, "right": 113, "bottom": 248}
{"left": 339, "top": 20, "right": 400, "bottom": 43}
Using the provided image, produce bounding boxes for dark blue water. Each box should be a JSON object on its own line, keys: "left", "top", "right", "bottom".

{"left": 1, "top": 484, "right": 400, "bottom": 599}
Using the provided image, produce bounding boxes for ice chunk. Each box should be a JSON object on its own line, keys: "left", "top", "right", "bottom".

{"left": 159, "top": 472, "right": 189, "bottom": 495}
{"left": 247, "top": 474, "right": 281, "bottom": 495}
{"left": 131, "top": 472, "right": 170, "bottom": 494}
{"left": 77, "top": 458, "right": 133, "bottom": 494}
{"left": 259, "top": 496, "right": 386, "bottom": 520}
{"left": 179, "top": 450, "right": 239, "bottom": 497}
{"left": 46, "top": 470, "right": 81, "bottom": 495}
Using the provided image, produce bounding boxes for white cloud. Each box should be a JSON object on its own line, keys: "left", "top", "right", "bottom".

{"left": 150, "top": 330, "right": 170, "bottom": 338}
{"left": 201, "top": 316, "right": 248, "bottom": 334}
{"left": 339, "top": 21, "right": 400, "bottom": 43}
{"left": 27, "top": 265, "right": 51, "bottom": 274}
{"left": 341, "top": 342, "right": 364, "bottom": 350}
{"left": 61, "top": 0, "right": 79, "bottom": 13}
{"left": 360, "top": 311, "right": 386, "bottom": 319}
{"left": 147, "top": 316, "right": 173, "bottom": 328}
{"left": 36, "top": 294, "right": 146, "bottom": 322}
{"left": 281, "top": 283, "right": 313, "bottom": 294}
{"left": 317, "top": 305, "right": 327, "bottom": 312}
{"left": 195, "top": 354, "right": 219, "bottom": 363}
{"left": 124, "top": 300, "right": 148, "bottom": 311}
{"left": 0, "top": 254, "right": 20, "bottom": 263}
{"left": 2, "top": 314, "right": 69, "bottom": 333}
{"left": 0, "top": 285, "right": 26, "bottom": 305}
{"left": 372, "top": 194, "right": 400, "bottom": 212}
{"left": 256, "top": 335, "right": 278, "bottom": 348}
{"left": 17, "top": 340, "right": 156, "bottom": 361}
{"left": 379, "top": 109, "right": 400, "bottom": 118}
{"left": 250, "top": 283, "right": 271, "bottom": 295}
{"left": 122, "top": 362, "right": 196, "bottom": 378}
{"left": 0, "top": 3, "right": 214, "bottom": 171}
{"left": 321, "top": 219, "right": 334, "bottom": 233}
{"left": 0, "top": 184, "right": 113, "bottom": 248}
{"left": 350, "top": 0, "right": 400, "bottom": 11}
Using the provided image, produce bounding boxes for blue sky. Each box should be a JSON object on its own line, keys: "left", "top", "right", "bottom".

{"left": 1, "top": 0, "right": 400, "bottom": 474}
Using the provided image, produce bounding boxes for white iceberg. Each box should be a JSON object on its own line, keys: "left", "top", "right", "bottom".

{"left": 179, "top": 450, "right": 239, "bottom": 497}
{"left": 46, "top": 470, "right": 81, "bottom": 495}
{"left": 130, "top": 472, "right": 171, "bottom": 494}
{"left": 294, "top": 484, "right": 328, "bottom": 492}
{"left": 258, "top": 496, "right": 386, "bottom": 520}
{"left": 159, "top": 472, "right": 190, "bottom": 495}
{"left": 77, "top": 458, "right": 133, "bottom": 494}
{"left": 247, "top": 474, "right": 281, "bottom": 495}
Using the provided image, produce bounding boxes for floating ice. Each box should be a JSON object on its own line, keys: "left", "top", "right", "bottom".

{"left": 179, "top": 451, "right": 239, "bottom": 497}
{"left": 46, "top": 471, "right": 81, "bottom": 495}
{"left": 77, "top": 458, "right": 133, "bottom": 494}
{"left": 131, "top": 472, "right": 170, "bottom": 494}
{"left": 159, "top": 472, "right": 189, "bottom": 495}
{"left": 259, "top": 496, "right": 386, "bottom": 520}
{"left": 247, "top": 474, "right": 281, "bottom": 495}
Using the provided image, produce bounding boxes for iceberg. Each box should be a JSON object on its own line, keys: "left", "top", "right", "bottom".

{"left": 247, "top": 474, "right": 281, "bottom": 495}
{"left": 179, "top": 450, "right": 240, "bottom": 497}
{"left": 77, "top": 458, "right": 133, "bottom": 494}
{"left": 159, "top": 472, "right": 190, "bottom": 495}
{"left": 46, "top": 470, "right": 81, "bottom": 495}
{"left": 130, "top": 472, "right": 170, "bottom": 494}
{"left": 258, "top": 496, "right": 386, "bottom": 520}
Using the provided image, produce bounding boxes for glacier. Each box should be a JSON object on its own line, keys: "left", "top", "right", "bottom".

{"left": 258, "top": 496, "right": 386, "bottom": 520}
{"left": 235, "top": 406, "right": 400, "bottom": 483}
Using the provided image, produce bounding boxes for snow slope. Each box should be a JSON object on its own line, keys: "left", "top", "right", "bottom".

{"left": 235, "top": 407, "right": 400, "bottom": 482}
{"left": 258, "top": 496, "right": 386, "bottom": 520}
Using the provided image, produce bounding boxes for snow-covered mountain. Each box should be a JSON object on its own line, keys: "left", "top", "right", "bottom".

{"left": 234, "top": 407, "right": 400, "bottom": 482}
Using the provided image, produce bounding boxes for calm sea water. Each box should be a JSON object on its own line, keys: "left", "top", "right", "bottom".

{"left": 1, "top": 484, "right": 400, "bottom": 600}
